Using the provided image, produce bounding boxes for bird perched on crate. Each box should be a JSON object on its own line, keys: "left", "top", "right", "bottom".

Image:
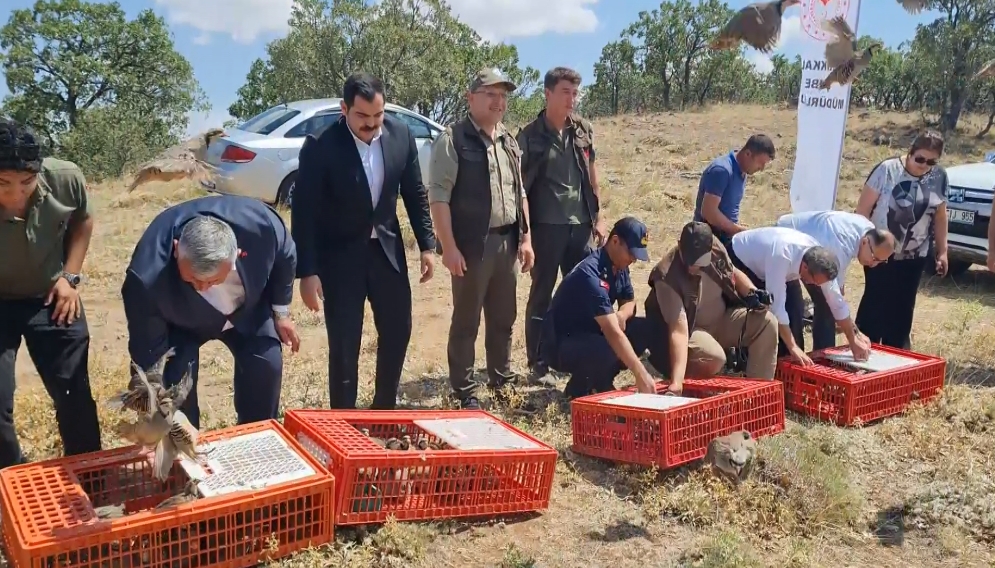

{"left": 819, "top": 16, "right": 881, "bottom": 90}
{"left": 128, "top": 128, "right": 226, "bottom": 192}
{"left": 704, "top": 430, "right": 757, "bottom": 485}
{"left": 154, "top": 479, "right": 201, "bottom": 510}
{"left": 897, "top": 0, "right": 930, "bottom": 14}
{"left": 710, "top": 0, "right": 801, "bottom": 54}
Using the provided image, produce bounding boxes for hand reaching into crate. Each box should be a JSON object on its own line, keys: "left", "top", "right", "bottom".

{"left": 704, "top": 430, "right": 757, "bottom": 486}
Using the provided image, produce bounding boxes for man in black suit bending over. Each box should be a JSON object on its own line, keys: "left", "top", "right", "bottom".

{"left": 292, "top": 72, "right": 437, "bottom": 409}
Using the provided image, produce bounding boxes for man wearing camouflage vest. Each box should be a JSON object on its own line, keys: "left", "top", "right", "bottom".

{"left": 427, "top": 68, "right": 536, "bottom": 410}
{"left": 644, "top": 222, "right": 779, "bottom": 395}
{"left": 517, "top": 67, "right": 605, "bottom": 378}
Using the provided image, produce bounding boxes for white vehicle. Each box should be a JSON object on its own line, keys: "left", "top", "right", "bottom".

{"left": 201, "top": 99, "right": 445, "bottom": 206}
{"left": 930, "top": 152, "right": 995, "bottom": 276}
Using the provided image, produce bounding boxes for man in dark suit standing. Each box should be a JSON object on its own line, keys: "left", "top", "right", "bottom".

{"left": 122, "top": 195, "right": 300, "bottom": 428}
{"left": 292, "top": 72, "right": 436, "bottom": 410}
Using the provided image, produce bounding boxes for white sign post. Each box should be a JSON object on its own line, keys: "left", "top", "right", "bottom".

{"left": 789, "top": 0, "right": 862, "bottom": 213}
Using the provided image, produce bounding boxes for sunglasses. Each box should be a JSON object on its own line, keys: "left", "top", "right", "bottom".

{"left": 911, "top": 155, "right": 938, "bottom": 167}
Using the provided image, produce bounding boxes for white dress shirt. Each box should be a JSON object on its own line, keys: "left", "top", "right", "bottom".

{"left": 349, "top": 126, "right": 385, "bottom": 238}
{"left": 197, "top": 261, "right": 290, "bottom": 331}
{"left": 199, "top": 264, "right": 246, "bottom": 331}
{"left": 776, "top": 210, "right": 873, "bottom": 304}
{"left": 731, "top": 226, "right": 847, "bottom": 326}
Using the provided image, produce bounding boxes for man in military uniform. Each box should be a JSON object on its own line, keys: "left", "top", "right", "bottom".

{"left": 645, "top": 222, "right": 779, "bottom": 395}
{"left": 539, "top": 217, "right": 658, "bottom": 398}
{"left": 427, "top": 68, "right": 536, "bottom": 409}
{"left": 517, "top": 67, "right": 606, "bottom": 377}
{"left": 0, "top": 118, "right": 102, "bottom": 469}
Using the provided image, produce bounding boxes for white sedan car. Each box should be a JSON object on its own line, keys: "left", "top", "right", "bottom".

{"left": 201, "top": 99, "right": 445, "bottom": 206}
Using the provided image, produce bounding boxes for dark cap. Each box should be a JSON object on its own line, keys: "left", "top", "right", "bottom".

{"left": 470, "top": 67, "right": 517, "bottom": 92}
{"left": 679, "top": 222, "right": 713, "bottom": 267}
{"left": 611, "top": 216, "right": 649, "bottom": 261}
{"left": 0, "top": 118, "right": 42, "bottom": 174}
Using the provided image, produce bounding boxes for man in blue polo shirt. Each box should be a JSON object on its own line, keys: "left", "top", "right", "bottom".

{"left": 537, "top": 216, "right": 659, "bottom": 398}
{"left": 693, "top": 135, "right": 776, "bottom": 248}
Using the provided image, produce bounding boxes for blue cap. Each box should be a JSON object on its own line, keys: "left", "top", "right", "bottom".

{"left": 611, "top": 216, "right": 649, "bottom": 261}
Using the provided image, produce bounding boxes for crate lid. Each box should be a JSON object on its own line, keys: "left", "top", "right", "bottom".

{"left": 179, "top": 429, "right": 317, "bottom": 498}
{"left": 413, "top": 417, "right": 541, "bottom": 451}
{"left": 601, "top": 393, "right": 698, "bottom": 410}
{"left": 823, "top": 348, "right": 920, "bottom": 372}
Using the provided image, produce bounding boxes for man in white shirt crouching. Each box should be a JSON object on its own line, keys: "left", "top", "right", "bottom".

{"left": 776, "top": 211, "right": 896, "bottom": 357}
{"left": 727, "top": 226, "right": 846, "bottom": 366}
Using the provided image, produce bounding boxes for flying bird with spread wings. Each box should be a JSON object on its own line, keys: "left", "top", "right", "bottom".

{"left": 710, "top": 0, "right": 801, "bottom": 54}
{"left": 128, "top": 128, "right": 226, "bottom": 192}
{"left": 818, "top": 16, "right": 882, "bottom": 90}
{"left": 974, "top": 58, "right": 995, "bottom": 81}
{"left": 109, "top": 349, "right": 200, "bottom": 481}
{"left": 897, "top": 0, "right": 930, "bottom": 14}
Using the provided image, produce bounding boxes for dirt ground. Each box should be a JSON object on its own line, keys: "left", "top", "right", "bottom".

{"left": 6, "top": 104, "right": 995, "bottom": 568}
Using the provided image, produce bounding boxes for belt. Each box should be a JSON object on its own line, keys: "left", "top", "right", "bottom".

{"left": 488, "top": 223, "right": 517, "bottom": 236}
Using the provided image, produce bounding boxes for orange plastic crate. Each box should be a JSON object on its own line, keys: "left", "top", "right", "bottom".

{"left": 570, "top": 378, "right": 785, "bottom": 468}
{"left": 0, "top": 420, "right": 335, "bottom": 568}
{"left": 774, "top": 344, "right": 946, "bottom": 426}
{"left": 283, "top": 409, "right": 558, "bottom": 526}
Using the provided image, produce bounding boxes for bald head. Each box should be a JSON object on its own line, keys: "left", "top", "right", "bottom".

{"left": 859, "top": 228, "right": 895, "bottom": 267}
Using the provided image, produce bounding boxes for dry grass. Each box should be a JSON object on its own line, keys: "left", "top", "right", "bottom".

{"left": 5, "top": 104, "right": 995, "bottom": 567}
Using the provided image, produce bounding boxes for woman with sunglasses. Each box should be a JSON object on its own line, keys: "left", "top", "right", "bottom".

{"left": 853, "top": 130, "right": 950, "bottom": 349}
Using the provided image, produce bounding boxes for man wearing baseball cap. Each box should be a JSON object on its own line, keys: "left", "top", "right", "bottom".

{"left": 427, "top": 66, "right": 535, "bottom": 409}
{"left": 537, "top": 216, "right": 658, "bottom": 398}
{"left": 645, "top": 222, "right": 779, "bottom": 394}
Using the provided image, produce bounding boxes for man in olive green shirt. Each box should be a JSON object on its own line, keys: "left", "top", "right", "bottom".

{"left": 427, "top": 68, "right": 535, "bottom": 409}
{"left": 516, "top": 67, "right": 604, "bottom": 378}
{"left": 0, "top": 118, "right": 101, "bottom": 469}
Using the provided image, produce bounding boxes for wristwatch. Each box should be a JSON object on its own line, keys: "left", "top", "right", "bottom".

{"left": 272, "top": 305, "right": 291, "bottom": 320}
{"left": 62, "top": 272, "right": 81, "bottom": 288}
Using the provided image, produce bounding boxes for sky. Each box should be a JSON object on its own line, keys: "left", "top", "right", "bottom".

{"left": 0, "top": 0, "right": 944, "bottom": 137}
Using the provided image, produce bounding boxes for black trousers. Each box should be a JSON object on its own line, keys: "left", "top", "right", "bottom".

{"left": 321, "top": 239, "right": 412, "bottom": 410}
{"left": 804, "top": 282, "right": 838, "bottom": 351}
{"left": 524, "top": 223, "right": 592, "bottom": 366}
{"left": 544, "top": 316, "right": 655, "bottom": 398}
{"left": 728, "top": 242, "right": 805, "bottom": 356}
{"left": 160, "top": 326, "right": 283, "bottom": 430}
{"left": 855, "top": 257, "right": 926, "bottom": 350}
{"left": 0, "top": 298, "right": 102, "bottom": 469}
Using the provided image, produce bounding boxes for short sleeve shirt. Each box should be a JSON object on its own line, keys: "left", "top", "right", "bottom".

{"left": 693, "top": 152, "right": 746, "bottom": 226}
{"left": 549, "top": 248, "right": 634, "bottom": 336}
{"left": 0, "top": 158, "right": 91, "bottom": 300}
{"left": 865, "top": 157, "right": 949, "bottom": 260}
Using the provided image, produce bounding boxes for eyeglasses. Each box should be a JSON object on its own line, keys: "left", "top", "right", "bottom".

{"left": 912, "top": 155, "right": 938, "bottom": 167}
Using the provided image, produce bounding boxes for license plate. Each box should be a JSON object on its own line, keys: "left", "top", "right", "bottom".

{"left": 949, "top": 209, "right": 975, "bottom": 224}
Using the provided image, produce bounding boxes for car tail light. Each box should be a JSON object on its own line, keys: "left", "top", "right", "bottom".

{"left": 220, "top": 145, "right": 256, "bottom": 163}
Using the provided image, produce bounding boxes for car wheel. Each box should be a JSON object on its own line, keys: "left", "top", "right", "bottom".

{"left": 276, "top": 172, "right": 297, "bottom": 207}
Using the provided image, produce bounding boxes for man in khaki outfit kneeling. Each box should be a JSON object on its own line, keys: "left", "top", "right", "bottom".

{"left": 644, "top": 222, "right": 778, "bottom": 394}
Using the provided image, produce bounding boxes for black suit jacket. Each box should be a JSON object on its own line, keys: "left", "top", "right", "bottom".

{"left": 291, "top": 114, "right": 436, "bottom": 278}
{"left": 122, "top": 195, "right": 297, "bottom": 369}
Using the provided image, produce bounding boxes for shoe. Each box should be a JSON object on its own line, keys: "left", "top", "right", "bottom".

{"left": 527, "top": 362, "right": 550, "bottom": 383}
{"left": 458, "top": 396, "right": 480, "bottom": 410}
